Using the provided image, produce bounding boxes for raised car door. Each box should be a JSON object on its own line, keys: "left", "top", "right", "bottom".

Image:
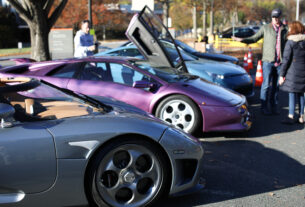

{"left": 0, "top": 123, "right": 56, "bottom": 196}
{"left": 67, "top": 61, "right": 157, "bottom": 112}
{"left": 126, "top": 6, "right": 187, "bottom": 73}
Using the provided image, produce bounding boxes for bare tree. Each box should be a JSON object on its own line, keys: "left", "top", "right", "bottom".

{"left": 209, "top": 0, "right": 214, "bottom": 35}
{"left": 7, "top": 0, "right": 68, "bottom": 61}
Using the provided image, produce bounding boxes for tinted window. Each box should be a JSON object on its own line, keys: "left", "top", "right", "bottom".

{"left": 78, "top": 62, "right": 112, "bottom": 81}
{"left": 136, "top": 63, "right": 182, "bottom": 83}
{"left": 48, "top": 63, "right": 82, "bottom": 78}
{"left": 109, "top": 63, "right": 148, "bottom": 86}
{"left": 107, "top": 51, "right": 120, "bottom": 56}
{"left": 121, "top": 49, "right": 143, "bottom": 57}
{"left": 175, "top": 39, "right": 197, "bottom": 53}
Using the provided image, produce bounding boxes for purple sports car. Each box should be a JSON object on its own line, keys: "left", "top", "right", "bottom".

{"left": 0, "top": 56, "right": 251, "bottom": 135}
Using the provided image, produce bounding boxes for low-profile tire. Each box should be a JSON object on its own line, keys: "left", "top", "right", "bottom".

{"left": 86, "top": 137, "right": 170, "bottom": 207}
{"left": 156, "top": 95, "right": 202, "bottom": 135}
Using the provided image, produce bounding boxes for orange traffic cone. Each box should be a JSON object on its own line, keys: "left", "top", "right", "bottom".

{"left": 247, "top": 47, "right": 253, "bottom": 70}
{"left": 243, "top": 53, "right": 249, "bottom": 73}
{"left": 255, "top": 60, "right": 263, "bottom": 87}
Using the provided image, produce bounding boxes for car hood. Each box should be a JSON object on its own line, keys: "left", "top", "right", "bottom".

{"left": 186, "top": 59, "right": 246, "bottom": 76}
{"left": 192, "top": 51, "right": 238, "bottom": 63}
{"left": 175, "top": 78, "right": 245, "bottom": 106}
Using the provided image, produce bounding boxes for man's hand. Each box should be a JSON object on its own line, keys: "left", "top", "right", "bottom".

{"left": 279, "top": 76, "right": 285, "bottom": 85}
{"left": 232, "top": 36, "right": 243, "bottom": 42}
{"left": 88, "top": 45, "right": 96, "bottom": 51}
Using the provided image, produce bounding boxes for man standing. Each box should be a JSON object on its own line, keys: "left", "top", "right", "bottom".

{"left": 233, "top": 9, "right": 288, "bottom": 115}
{"left": 74, "top": 20, "right": 96, "bottom": 58}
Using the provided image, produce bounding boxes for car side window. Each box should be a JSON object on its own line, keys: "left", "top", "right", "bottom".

{"left": 121, "top": 49, "right": 143, "bottom": 58}
{"left": 109, "top": 63, "right": 148, "bottom": 86}
{"left": 48, "top": 62, "right": 82, "bottom": 78}
{"left": 107, "top": 51, "right": 120, "bottom": 56}
{"left": 78, "top": 62, "right": 113, "bottom": 81}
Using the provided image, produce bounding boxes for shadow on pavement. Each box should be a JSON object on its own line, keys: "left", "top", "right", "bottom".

{"left": 158, "top": 139, "right": 305, "bottom": 206}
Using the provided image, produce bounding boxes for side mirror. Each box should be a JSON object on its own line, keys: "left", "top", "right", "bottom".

{"left": 0, "top": 103, "right": 15, "bottom": 128}
{"left": 132, "top": 80, "right": 154, "bottom": 89}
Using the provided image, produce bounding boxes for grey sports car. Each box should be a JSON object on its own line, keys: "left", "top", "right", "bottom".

{"left": 0, "top": 77, "right": 204, "bottom": 207}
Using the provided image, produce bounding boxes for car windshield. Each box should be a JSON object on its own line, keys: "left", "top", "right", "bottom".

{"left": 160, "top": 40, "right": 196, "bottom": 61}
{"left": 135, "top": 62, "right": 196, "bottom": 83}
{"left": 174, "top": 39, "right": 198, "bottom": 53}
{"left": 0, "top": 80, "right": 109, "bottom": 122}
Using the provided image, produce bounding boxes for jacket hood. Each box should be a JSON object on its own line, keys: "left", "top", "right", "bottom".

{"left": 287, "top": 34, "right": 305, "bottom": 42}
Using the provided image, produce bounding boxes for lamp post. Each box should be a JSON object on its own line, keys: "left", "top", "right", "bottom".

{"left": 296, "top": 0, "right": 300, "bottom": 21}
{"left": 88, "top": 0, "right": 92, "bottom": 27}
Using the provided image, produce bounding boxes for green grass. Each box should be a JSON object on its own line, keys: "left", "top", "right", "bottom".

{"left": 0, "top": 47, "right": 31, "bottom": 55}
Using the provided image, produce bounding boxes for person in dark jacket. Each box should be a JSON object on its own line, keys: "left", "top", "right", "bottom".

{"left": 279, "top": 21, "right": 305, "bottom": 124}
{"left": 233, "top": 8, "right": 288, "bottom": 115}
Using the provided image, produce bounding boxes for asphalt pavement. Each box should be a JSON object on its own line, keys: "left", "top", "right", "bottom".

{"left": 158, "top": 87, "right": 305, "bottom": 207}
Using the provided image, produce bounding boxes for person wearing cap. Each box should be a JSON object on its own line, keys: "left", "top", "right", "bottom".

{"left": 233, "top": 8, "right": 288, "bottom": 115}
{"left": 74, "top": 20, "right": 96, "bottom": 58}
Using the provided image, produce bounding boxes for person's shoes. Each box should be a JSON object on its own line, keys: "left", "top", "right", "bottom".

{"left": 261, "top": 108, "right": 272, "bottom": 115}
{"left": 299, "top": 115, "right": 304, "bottom": 124}
{"left": 281, "top": 117, "right": 295, "bottom": 125}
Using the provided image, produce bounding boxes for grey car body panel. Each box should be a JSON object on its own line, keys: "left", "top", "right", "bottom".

{"left": 159, "top": 128, "right": 203, "bottom": 195}
{"left": 1, "top": 159, "right": 89, "bottom": 207}
{"left": 46, "top": 114, "right": 168, "bottom": 159}
{"left": 0, "top": 123, "right": 56, "bottom": 194}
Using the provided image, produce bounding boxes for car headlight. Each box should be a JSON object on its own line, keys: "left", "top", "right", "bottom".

{"left": 206, "top": 71, "right": 225, "bottom": 81}
{"left": 238, "top": 104, "right": 248, "bottom": 114}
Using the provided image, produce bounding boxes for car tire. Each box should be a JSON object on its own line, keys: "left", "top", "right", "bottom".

{"left": 86, "top": 137, "right": 170, "bottom": 207}
{"left": 156, "top": 95, "right": 201, "bottom": 135}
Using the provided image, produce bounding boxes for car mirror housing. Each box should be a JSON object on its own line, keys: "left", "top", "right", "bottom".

{"left": 132, "top": 80, "right": 154, "bottom": 89}
{"left": 0, "top": 103, "right": 15, "bottom": 128}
